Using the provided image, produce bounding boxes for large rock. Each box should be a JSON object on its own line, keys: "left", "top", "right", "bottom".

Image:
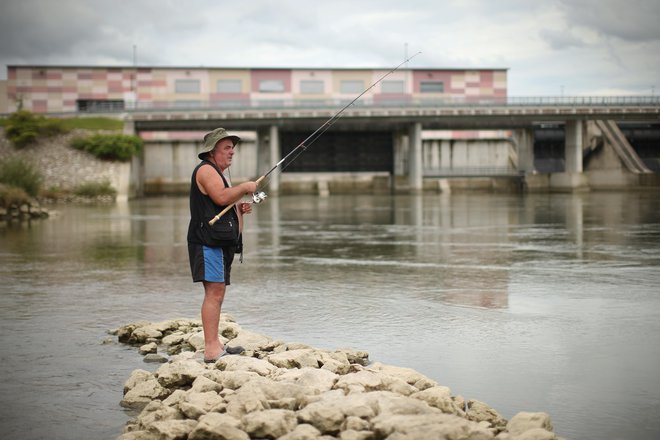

{"left": 367, "top": 361, "right": 437, "bottom": 390}
{"left": 156, "top": 359, "right": 208, "bottom": 388}
{"left": 411, "top": 385, "right": 465, "bottom": 416}
{"left": 267, "top": 349, "right": 321, "bottom": 369}
{"left": 121, "top": 378, "right": 171, "bottom": 409}
{"left": 466, "top": 399, "right": 506, "bottom": 430}
{"left": 188, "top": 413, "right": 248, "bottom": 440}
{"left": 371, "top": 413, "right": 493, "bottom": 440}
{"left": 147, "top": 419, "right": 197, "bottom": 440}
{"left": 179, "top": 390, "right": 226, "bottom": 419}
{"left": 242, "top": 409, "right": 297, "bottom": 438}
{"left": 215, "top": 354, "right": 278, "bottom": 376}
{"left": 506, "top": 412, "right": 554, "bottom": 437}
{"left": 278, "top": 423, "right": 322, "bottom": 440}
{"left": 334, "top": 370, "right": 417, "bottom": 395}
{"left": 273, "top": 367, "right": 339, "bottom": 392}
{"left": 136, "top": 401, "right": 183, "bottom": 431}
{"left": 130, "top": 325, "right": 163, "bottom": 344}
{"left": 204, "top": 370, "right": 262, "bottom": 390}
{"left": 229, "top": 329, "right": 280, "bottom": 353}
{"left": 123, "top": 369, "right": 154, "bottom": 394}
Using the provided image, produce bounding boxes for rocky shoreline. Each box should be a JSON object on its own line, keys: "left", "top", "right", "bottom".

{"left": 111, "top": 315, "right": 563, "bottom": 440}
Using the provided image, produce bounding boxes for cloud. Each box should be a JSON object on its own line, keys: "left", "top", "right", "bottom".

{"left": 0, "top": 0, "right": 658, "bottom": 95}
{"left": 539, "top": 28, "right": 587, "bottom": 50}
{"left": 559, "top": 0, "right": 660, "bottom": 42}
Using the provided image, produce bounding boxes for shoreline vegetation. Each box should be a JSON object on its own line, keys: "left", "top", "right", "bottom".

{"left": 112, "top": 315, "right": 563, "bottom": 440}
{"left": 0, "top": 111, "right": 139, "bottom": 220}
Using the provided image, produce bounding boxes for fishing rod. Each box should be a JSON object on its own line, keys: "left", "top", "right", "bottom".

{"left": 209, "top": 51, "right": 422, "bottom": 226}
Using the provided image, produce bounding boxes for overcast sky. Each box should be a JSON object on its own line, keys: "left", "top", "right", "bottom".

{"left": 1, "top": 0, "right": 658, "bottom": 96}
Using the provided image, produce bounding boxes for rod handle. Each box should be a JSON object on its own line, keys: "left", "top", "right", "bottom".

{"left": 208, "top": 175, "right": 266, "bottom": 225}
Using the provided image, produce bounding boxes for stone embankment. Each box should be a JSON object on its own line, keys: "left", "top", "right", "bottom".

{"left": 112, "top": 315, "right": 563, "bottom": 440}
{"left": 0, "top": 129, "right": 125, "bottom": 194}
{"left": 0, "top": 199, "right": 50, "bottom": 221}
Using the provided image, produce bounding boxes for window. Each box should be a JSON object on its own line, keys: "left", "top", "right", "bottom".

{"left": 174, "top": 100, "right": 201, "bottom": 108}
{"left": 76, "top": 99, "right": 124, "bottom": 112}
{"left": 340, "top": 80, "right": 364, "bottom": 94}
{"left": 300, "top": 80, "right": 324, "bottom": 94}
{"left": 381, "top": 80, "right": 404, "bottom": 93}
{"left": 259, "top": 80, "right": 285, "bottom": 93}
{"left": 175, "top": 79, "right": 200, "bottom": 93}
{"left": 420, "top": 81, "right": 444, "bottom": 93}
{"left": 217, "top": 79, "right": 242, "bottom": 93}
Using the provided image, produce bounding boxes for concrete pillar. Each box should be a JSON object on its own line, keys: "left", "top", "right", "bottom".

{"left": 408, "top": 122, "right": 423, "bottom": 191}
{"left": 268, "top": 125, "right": 280, "bottom": 195}
{"left": 565, "top": 120, "right": 583, "bottom": 173}
{"left": 514, "top": 128, "right": 535, "bottom": 173}
{"left": 123, "top": 118, "right": 135, "bottom": 135}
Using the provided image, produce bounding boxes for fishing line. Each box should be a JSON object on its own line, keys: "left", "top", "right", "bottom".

{"left": 209, "top": 51, "right": 422, "bottom": 225}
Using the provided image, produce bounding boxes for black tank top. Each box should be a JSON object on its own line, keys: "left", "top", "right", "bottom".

{"left": 187, "top": 160, "right": 239, "bottom": 246}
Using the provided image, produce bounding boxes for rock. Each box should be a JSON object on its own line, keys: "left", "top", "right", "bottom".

{"left": 156, "top": 359, "right": 208, "bottom": 388}
{"left": 297, "top": 395, "right": 346, "bottom": 434}
{"left": 513, "top": 428, "right": 558, "bottom": 440}
{"left": 162, "top": 331, "right": 186, "bottom": 346}
{"left": 334, "top": 369, "right": 417, "bottom": 395}
{"left": 278, "top": 423, "right": 322, "bottom": 440}
{"left": 147, "top": 419, "right": 197, "bottom": 440}
{"left": 116, "top": 431, "right": 159, "bottom": 440}
{"left": 267, "top": 349, "right": 321, "bottom": 369}
{"left": 411, "top": 386, "right": 464, "bottom": 416}
{"left": 124, "top": 369, "right": 154, "bottom": 394}
{"left": 136, "top": 401, "right": 183, "bottom": 431}
{"left": 179, "top": 390, "right": 225, "bottom": 419}
{"left": 229, "top": 329, "right": 279, "bottom": 353}
{"left": 219, "top": 321, "right": 242, "bottom": 339}
{"left": 273, "top": 367, "right": 339, "bottom": 392}
{"left": 335, "top": 348, "right": 369, "bottom": 366}
{"left": 340, "top": 429, "right": 374, "bottom": 440}
{"left": 121, "top": 378, "right": 171, "bottom": 409}
{"left": 342, "top": 416, "right": 371, "bottom": 431}
{"left": 113, "top": 318, "right": 558, "bottom": 440}
{"left": 215, "top": 354, "right": 278, "bottom": 376}
{"left": 189, "top": 413, "right": 248, "bottom": 440}
{"left": 371, "top": 413, "right": 493, "bottom": 440}
{"left": 242, "top": 409, "right": 297, "bottom": 438}
{"left": 143, "top": 353, "right": 168, "bottom": 363}
{"left": 130, "top": 326, "right": 164, "bottom": 344}
{"left": 190, "top": 375, "right": 223, "bottom": 393}
{"left": 506, "top": 412, "right": 554, "bottom": 437}
{"left": 205, "top": 370, "right": 262, "bottom": 390}
{"left": 116, "top": 321, "right": 150, "bottom": 343}
{"left": 467, "top": 399, "right": 507, "bottom": 430}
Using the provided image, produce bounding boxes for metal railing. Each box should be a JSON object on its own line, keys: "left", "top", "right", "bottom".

{"left": 68, "top": 95, "right": 660, "bottom": 114}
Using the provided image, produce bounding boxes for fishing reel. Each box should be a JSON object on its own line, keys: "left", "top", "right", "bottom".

{"left": 252, "top": 191, "right": 268, "bottom": 204}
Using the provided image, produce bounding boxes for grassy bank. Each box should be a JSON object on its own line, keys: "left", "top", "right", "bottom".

{"left": 0, "top": 115, "right": 123, "bottom": 131}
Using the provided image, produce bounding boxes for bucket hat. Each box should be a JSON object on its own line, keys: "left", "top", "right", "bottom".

{"left": 197, "top": 128, "right": 241, "bottom": 159}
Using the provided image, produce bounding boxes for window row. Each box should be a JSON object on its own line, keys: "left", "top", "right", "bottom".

{"left": 174, "top": 79, "right": 444, "bottom": 94}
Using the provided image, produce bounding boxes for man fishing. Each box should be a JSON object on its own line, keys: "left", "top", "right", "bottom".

{"left": 187, "top": 128, "right": 258, "bottom": 362}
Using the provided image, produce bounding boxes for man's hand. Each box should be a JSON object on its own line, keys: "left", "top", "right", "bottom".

{"left": 238, "top": 202, "right": 253, "bottom": 215}
{"left": 240, "top": 181, "right": 258, "bottom": 194}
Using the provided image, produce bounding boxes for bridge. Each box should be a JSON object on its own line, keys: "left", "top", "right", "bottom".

{"left": 118, "top": 96, "right": 660, "bottom": 196}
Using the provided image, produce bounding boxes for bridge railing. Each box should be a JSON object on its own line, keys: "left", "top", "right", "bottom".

{"left": 72, "top": 95, "right": 660, "bottom": 114}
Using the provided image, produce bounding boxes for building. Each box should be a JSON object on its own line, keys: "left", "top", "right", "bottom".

{"left": 3, "top": 65, "right": 507, "bottom": 114}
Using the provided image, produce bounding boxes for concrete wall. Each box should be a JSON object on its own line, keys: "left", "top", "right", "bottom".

{"left": 141, "top": 136, "right": 258, "bottom": 195}
{"left": 0, "top": 81, "right": 7, "bottom": 113}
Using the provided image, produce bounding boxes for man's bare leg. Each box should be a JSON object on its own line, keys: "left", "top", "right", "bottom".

{"left": 201, "top": 281, "right": 225, "bottom": 360}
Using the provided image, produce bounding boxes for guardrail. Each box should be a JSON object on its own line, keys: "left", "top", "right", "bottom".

{"left": 69, "top": 95, "right": 660, "bottom": 114}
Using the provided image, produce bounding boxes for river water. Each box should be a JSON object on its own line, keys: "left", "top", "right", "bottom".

{"left": 1, "top": 192, "right": 659, "bottom": 440}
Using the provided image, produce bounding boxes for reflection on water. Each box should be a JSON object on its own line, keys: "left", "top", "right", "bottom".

{"left": 1, "top": 192, "right": 659, "bottom": 440}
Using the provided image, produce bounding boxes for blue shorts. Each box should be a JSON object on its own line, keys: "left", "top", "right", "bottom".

{"left": 188, "top": 244, "right": 235, "bottom": 285}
